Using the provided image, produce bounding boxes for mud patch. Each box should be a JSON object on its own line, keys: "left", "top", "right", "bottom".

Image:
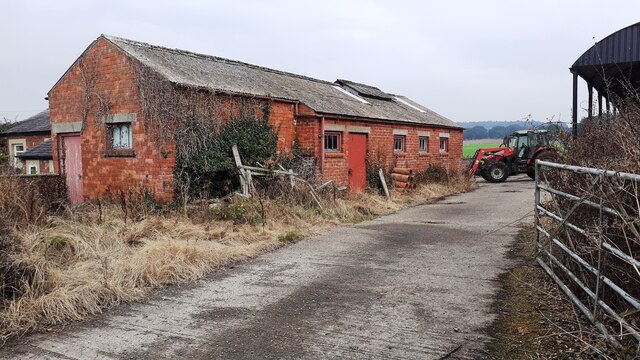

{"left": 403, "top": 220, "right": 447, "bottom": 225}
{"left": 192, "top": 307, "right": 252, "bottom": 320}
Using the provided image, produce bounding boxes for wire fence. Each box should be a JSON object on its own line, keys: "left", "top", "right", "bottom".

{"left": 535, "top": 160, "right": 640, "bottom": 352}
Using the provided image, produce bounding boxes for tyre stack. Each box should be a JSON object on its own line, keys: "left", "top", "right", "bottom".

{"left": 391, "top": 167, "right": 415, "bottom": 193}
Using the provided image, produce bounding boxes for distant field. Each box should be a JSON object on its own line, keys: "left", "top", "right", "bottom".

{"left": 463, "top": 142, "right": 500, "bottom": 158}
{"left": 463, "top": 138, "right": 502, "bottom": 145}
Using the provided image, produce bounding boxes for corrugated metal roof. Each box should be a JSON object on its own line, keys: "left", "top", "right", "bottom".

{"left": 1, "top": 109, "right": 50, "bottom": 135}
{"left": 102, "top": 35, "right": 461, "bottom": 129}
{"left": 572, "top": 22, "right": 640, "bottom": 68}
{"left": 16, "top": 140, "right": 52, "bottom": 160}
{"left": 571, "top": 22, "right": 640, "bottom": 99}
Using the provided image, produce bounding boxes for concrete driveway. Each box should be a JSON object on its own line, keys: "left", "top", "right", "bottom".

{"left": 2, "top": 176, "right": 534, "bottom": 359}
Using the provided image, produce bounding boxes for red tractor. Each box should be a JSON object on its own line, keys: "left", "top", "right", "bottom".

{"left": 468, "top": 129, "right": 557, "bottom": 183}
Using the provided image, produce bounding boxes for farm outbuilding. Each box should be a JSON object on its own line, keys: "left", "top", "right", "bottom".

{"left": 571, "top": 22, "right": 640, "bottom": 136}
{"left": 48, "top": 35, "right": 462, "bottom": 204}
{"left": 0, "top": 109, "right": 53, "bottom": 174}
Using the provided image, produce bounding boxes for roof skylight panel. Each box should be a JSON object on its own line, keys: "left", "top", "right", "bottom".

{"left": 332, "top": 86, "right": 370, "bottom": 104}
{"left": 394, "top": 97, "right": 426, "bottom": 113}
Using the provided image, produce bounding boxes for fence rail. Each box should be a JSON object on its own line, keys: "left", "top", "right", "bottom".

{"left": 535, "top": 160, "right": 640, "bottom": 351}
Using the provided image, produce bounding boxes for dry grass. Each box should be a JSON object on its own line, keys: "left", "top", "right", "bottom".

{"left": 0, "top": 171, "right": 475, "bottom": 344}
{"left": 490, "top": 226, "right": 617, "bottom": 359}
{"left": 0, "top": 209, "right": 282, "bottom": 340}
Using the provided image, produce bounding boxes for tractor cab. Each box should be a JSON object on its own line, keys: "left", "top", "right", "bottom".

{"left": 468, "top": 129, "right": 556, "bottom": 183}
{"left": 503, "top": 130, "right": 551, "bottom": 172}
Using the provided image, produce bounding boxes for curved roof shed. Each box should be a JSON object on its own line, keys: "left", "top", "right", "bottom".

{"left": 570, "top": 22, "right": 640, "bottom": 135}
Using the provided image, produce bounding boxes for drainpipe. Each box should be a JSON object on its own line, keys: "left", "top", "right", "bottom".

{"left": 572, "top": 72, "right": 578, "bottom": 138}
{"left": 293, "top": 101, "right": 299, "bottom": 147}
{"left": 320, "top": 116, "right": 325, "bottom": 173}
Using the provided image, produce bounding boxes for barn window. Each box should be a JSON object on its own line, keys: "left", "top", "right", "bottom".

{"left": 108, "top": 123, "right": 133, "bottom": 149}
{"left": 324, "top": 132, "right": 341, "bottom": 152}
{"left": 439, "top": 137, "right": 449, "bottom": 153}
{"left": 393, "top": 135, "right": 406, "bottom": 152}
{"left": 419, "top": 136, "right": 429, "bottom": 152}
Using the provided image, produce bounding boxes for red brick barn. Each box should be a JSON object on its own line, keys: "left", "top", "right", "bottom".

{"left": 0, "top": 109, "right": 54, "bottom": 174}
{"left": 48, "top": 35, "right": 462, "bottom": 204}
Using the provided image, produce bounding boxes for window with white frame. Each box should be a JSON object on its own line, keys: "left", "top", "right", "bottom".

{"left": 419, "top": 136, "right": 429, "bottom": 152}
{"left": 108, "top": 122, "right": 133, "bottom": 149}
{"left": 11, "top": 143, "right": 25, "bottom": 167}
{"left": 393, "top": 135, "right": 406, "bottom": 152}
{"left": 26, "top": 160, "right": 39, "bottom": 175}
{"left": 439, "top": 137, "right": 449, "bottom": 153}
{"left": 324, "top": 132, "right": 342, "bottom": 152}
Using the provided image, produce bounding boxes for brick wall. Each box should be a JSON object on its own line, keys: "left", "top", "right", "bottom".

{"left": 296, "top": 117, "right": 320, "bottom": 156}
{"left": 267, "top": 102, "right": 297, "bottom": 153}
{"left": 48, "top": 37, "right": 460, "bottom": 201}
{"left": 49, "top": 38, "right": 299, "bottom": 203}
{"left": 20, "top": 159, "right": 54, "bottom": 174}
{"left": 4, "top": 134, "right": 51, "bottom": 173}
{"left": 294, "top": 117, "right": 463, "bottom": 187}
{"left": 5, "top": 134, "right": 50, "bottom": 156}
{"left": 49, "top": 38, "right": 176, "bottom": 203}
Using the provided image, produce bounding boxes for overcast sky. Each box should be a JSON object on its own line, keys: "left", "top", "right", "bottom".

{"left": 2, "top": 1, "right": 639, "bottom": 124}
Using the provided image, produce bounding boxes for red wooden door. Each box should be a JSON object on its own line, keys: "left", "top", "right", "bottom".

{"left": 63, "top": 135, "right": 84, "bottom": 204}
{"left": 347, "top": 133, "right": 367, "bottom": 192}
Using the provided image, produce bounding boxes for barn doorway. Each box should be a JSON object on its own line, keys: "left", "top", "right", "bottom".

{"left": 63, "top": 135, "right": 84, "bottom": 204}
{"left": 347, "top": 133, "right": 367, "bottom": 192}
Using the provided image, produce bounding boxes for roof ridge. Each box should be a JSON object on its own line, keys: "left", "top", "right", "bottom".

{"left": 336, "top": 78, "right": 382, "bottom": 89}
{"left": 93, "top": 35, "right": 460, "bottom": 129}
{"left": 102, "top": 34, "right": 336, "bottom": 87}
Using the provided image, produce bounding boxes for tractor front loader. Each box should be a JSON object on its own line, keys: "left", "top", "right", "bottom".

{"left": 468, "top": 129, "right": 557, "bottom": 183}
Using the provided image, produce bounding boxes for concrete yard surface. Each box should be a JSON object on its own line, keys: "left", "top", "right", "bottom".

{"left": 2, "top": 176, "right": 535, "bottom": 359}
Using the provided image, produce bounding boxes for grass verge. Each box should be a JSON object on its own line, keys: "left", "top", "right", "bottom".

{"left": 487, "top": 226, "right": 618, "bottom": 359}
{"left": 1, "top": 174, "right": 475, "bottom": 345}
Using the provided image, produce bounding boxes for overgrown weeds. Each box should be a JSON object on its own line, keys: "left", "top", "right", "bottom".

{"left": 0, "top": 172, "right": 66, "bottom": 227}
{"left": 0, "top": 169, "right": 475, "bottom": 345}
{"left": 415, "top": 165, "right": 453, "bottom": 184}
{"left": 278, "top": 231, "right": 304, "bottom": 243}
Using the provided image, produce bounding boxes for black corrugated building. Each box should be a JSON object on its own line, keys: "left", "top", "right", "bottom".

{"left": 571, "top": 22, "right": 640, "bottom": 136}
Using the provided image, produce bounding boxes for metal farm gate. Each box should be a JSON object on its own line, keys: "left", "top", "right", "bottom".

{"left": 534, "top": 160, "right": 640, "bottom": 351}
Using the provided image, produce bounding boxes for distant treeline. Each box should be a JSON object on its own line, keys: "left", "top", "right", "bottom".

{"left": 460, "top": 121, "right": 569, "bottom": 140}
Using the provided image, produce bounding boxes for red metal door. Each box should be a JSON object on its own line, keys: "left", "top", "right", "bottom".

{"left": 63, "top": 135, "right": 84, "bottom": 204}
{"left": 347, "top": 133, "right": 367, "bottom": 192}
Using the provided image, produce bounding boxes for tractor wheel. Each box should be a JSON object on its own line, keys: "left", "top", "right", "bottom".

{"left": 527, "top": 151, "right": 557, "bottom": 180}
{"left": 485, "top": 162, "right": 509, "bottom": 183}
{"left": 526, "top": 167, "right": 536, "bottom": 179}
{"left": 479, "top": 167, "right": 493, "bottom": 182}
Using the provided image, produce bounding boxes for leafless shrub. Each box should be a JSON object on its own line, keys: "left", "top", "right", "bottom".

{"left": 365, "top": 145, "right": 393, "bottom": 191}
{"left": 542, "top": 102, "right": 640, "bottom": 352}
{"left": 415, "top": 165, "right": 452, "bottom": 184}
